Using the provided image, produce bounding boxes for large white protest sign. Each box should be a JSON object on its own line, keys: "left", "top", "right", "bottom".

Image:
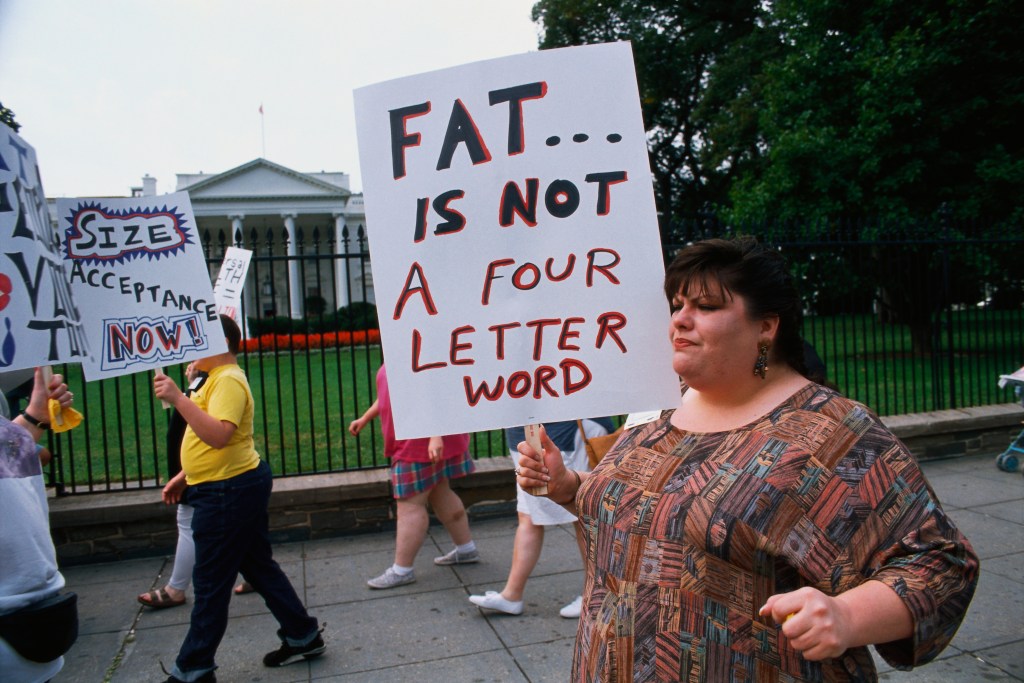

{"left": 0, "top": 129, "right": 89, "bottom": 371}
{"left": 355, "top": 41, "right": 679, "bottom": 439}
{"left": 56, "top": 192, "right": 227, "bottom": 381}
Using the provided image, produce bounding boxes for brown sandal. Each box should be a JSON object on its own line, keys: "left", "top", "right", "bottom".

{"left": 137, "top": 587, "right": 186, "bottom": 609}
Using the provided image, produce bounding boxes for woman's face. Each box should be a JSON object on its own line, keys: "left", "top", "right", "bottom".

{"left": 668, "top": 280, "right": 767, "bottom": 389}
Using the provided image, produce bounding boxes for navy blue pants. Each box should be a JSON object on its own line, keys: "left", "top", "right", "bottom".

{"left": 174, "top": 460, "right": 318, "bottom": 678}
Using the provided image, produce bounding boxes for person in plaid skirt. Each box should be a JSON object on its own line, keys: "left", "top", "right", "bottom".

{"left": 349, "top": 364, "right": 480, "bottom": 589}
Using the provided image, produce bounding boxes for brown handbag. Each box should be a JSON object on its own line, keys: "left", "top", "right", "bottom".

{"left": 577, "top": 419, "right": 624, "bottom": 469}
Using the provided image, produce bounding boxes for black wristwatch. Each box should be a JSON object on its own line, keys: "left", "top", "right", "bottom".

{"left": 21, "top": 410, "right": 51, "bottom": 430}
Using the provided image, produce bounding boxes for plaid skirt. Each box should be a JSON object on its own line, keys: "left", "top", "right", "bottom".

{"left": 390, "top": 451, "right": 474, "bottom": 500}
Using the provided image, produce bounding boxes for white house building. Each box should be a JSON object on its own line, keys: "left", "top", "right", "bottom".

{"left": 48, "top": 158, "right": 372, "bottom": 326}
{"left": 170, "top": 158, "right": 371, "bottom": 320}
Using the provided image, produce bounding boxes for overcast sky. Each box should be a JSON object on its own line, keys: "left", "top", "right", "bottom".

{"left": 0, "top": 0, "right": 542, "bottom": 198}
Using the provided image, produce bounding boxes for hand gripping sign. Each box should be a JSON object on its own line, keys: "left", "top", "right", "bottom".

{"left": 354, "top": 41, "right": 679, "bottom": 440}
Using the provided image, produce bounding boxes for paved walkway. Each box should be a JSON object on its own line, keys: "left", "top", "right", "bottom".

{"left": 55, "top": 452, "right": 1023, "bottom": 682}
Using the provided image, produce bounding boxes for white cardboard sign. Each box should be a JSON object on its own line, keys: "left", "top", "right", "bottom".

{"left": 56, "top": 191, "right": 228, "bottom": 380}
{"left": 0, "top": 129, "right": 90, "bottom": 371}
{"left": 213, "top": 246, "right": 252, "bottom": 326}
{"left": 354, "top": 41, "right": 679, "bottom": 439}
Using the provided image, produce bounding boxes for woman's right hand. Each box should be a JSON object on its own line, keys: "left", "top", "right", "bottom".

{"left": 162, "top": 473, "right": 187, "bottom": 505}
{"left": 515, "top": 426, "right": 575, "bottom": 500}
{"left": 348, "top": 417, "right": 365, "bottom": 436}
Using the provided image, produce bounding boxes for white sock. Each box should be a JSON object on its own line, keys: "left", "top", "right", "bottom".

{"left": 391, "top": 563, "right": 413, "bottom": 575}
{"left": 456, "top": 541, "right": 476, "bottom": 554}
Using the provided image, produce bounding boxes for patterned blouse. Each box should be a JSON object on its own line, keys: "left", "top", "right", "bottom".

{"left": 573, "top": 383, "right": 978, "bottom": 682}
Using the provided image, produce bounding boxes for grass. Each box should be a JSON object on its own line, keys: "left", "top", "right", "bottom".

{"left": 806, "top": 309, "right": 1023, "bottom": 415}
{"left": 50, "top": 344, "right": 507, "bottom": 492}
{"left": 46, "top": 308, "right": 1023, "bottom": 492}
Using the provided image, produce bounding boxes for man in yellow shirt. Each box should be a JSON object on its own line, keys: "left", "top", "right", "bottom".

{"left": 155, "top": 315, "right": 325, "bottom": 683}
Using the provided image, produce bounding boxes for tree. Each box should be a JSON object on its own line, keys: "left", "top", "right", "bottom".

{"left": 728, "top": 0, "right": 1024, "bottom": 224}
{"left": 531, "top": 0, "right": 1024, "bottom": 226}
{"left": 532, "top": 0, "right": 1024, "bottom": 354}
{"left": 0, "top": 101, "right": 20, "bottom": 132}
{"left": 531, "top": 0, "right": 775, "bottom": 231}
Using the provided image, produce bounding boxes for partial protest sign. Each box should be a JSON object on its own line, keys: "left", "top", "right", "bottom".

{"left": 212, "top": 246, "right": 252, "bottom": 331}
{"left": 0, "top": 128, "right": 89, "bottom": 371}
{"left": 56, "top": 192, "right": 227, "bottom": 381}
{"left": 354, "top": 41, "right": 679, "bottom": 439}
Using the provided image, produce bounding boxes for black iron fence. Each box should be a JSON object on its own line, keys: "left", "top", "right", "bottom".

{"left": 32, "top": 215, "right": 1024, "bottom": 494}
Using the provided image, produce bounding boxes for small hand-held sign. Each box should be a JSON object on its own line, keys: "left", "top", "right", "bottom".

{"left": 523, "top": 423, "right": 548, "bottom": 496}
{"left": 212, "top": 247, "right": 253, "bottom": 332}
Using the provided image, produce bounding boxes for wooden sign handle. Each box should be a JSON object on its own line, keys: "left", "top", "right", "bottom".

{"left": 523, "top": 423, "right": 548, "bottom": 496}
{"left": 154, "top": 367, "right": 171, "bottom": 409}
{"left": 40, "top": 366, "right": 65, "bottom": 427}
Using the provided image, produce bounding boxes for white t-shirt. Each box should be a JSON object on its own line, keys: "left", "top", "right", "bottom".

{"left": 0, "top": 415, "right": 65, "bottom": 682}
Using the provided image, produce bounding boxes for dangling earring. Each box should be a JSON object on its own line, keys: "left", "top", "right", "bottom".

{"left": 753, "top": 343, "right": 769, "bottom": 379}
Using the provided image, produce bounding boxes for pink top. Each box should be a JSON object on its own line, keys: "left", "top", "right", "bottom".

{"left": 376, "top": 364, "right": 470, "bottom": 463}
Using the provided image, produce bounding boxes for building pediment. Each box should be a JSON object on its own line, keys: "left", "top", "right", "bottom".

{"left": 178, "top": 158, "right": 351, "bottom": 201}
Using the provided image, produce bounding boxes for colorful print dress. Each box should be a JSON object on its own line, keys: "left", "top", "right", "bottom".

{"left": 572, "top": 383, "right": 978, "bottom": 682}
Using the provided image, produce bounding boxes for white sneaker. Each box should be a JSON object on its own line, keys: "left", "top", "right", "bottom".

{"left": 433, "top": 547, "right": 480, "bottom": 565}
{"left": 559, "top": 595, "right": 583, "bottom": 618}
{"left": 367, "top": 567, "right": 416, "bottom": 589}
{"left": 468, "top": 590, "right": 523, "bottom": 615}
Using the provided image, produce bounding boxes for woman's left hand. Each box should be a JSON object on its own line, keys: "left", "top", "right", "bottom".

{"left": 427, "top": 436, "right": 444, "bottom": 462}
{"left": 760, "top": 587, "right": 853, "bottom": 660}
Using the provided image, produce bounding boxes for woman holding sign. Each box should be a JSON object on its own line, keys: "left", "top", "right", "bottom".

{"left": 514, "top": 237, "right": 979, "bottom": 681}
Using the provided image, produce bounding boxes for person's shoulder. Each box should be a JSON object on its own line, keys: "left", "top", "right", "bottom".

{"left": 792, "top": 383, "right": 891, "bottom": 436}
{"left": 207, "top": 364, "right": 251, "bottom": 392}
{"left": 210, "top": 363, "right": 247, "bottom": 380}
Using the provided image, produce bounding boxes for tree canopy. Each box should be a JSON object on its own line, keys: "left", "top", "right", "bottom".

{"left": 0, "top": 101, "right": 20, "bottom": 132}
{"left": 531, "top": 0, "right": 1024, "bottom": 224}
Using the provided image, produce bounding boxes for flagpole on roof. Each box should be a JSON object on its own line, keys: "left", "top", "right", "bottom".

{"left": 259, "top": 103, "right": 266, "bottom": 158}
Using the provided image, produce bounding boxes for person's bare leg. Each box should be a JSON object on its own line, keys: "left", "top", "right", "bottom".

{"left": 428, "top": 478, "right": 471, "bottom": 546}
{"left": 500, "top": 512, "right": 544, "bottom": 602}
{"left": 394, "top": 491, "right": 430, "bottom": 567}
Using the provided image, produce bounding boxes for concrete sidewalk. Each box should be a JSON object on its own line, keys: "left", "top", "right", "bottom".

{"left": 55, "top": 452, "right": 1023, "bottom": 682}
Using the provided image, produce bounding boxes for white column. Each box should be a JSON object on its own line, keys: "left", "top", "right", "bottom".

{"left": 228, "top": 214, "right": 252, "bottom": 338}
{"left": 333, "top": 212, "right": 350, "bottom": 308}
{"left": 283, "top": 213, "right": 303, "bottom": 319}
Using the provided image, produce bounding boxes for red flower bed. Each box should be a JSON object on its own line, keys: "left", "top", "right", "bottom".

{"left": 242, "top": 329, "right": 381, "bottom": 353}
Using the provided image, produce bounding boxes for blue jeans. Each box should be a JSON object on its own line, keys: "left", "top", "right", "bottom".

{"left": 173, "top": 460, "right": 318, "bottom": 680}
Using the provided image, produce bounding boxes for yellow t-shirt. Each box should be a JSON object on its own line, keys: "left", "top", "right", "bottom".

{"left": 181, "top": 363, "right": 260, "bottom": 484}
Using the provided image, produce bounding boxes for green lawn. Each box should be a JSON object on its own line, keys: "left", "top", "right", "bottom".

{"left": 50, "top": 344, "right": 508, "bottom": 491}
{"left": 46, "top": 309, "right": 1022, "bottom": 492}
{"left": 806, "top": 309, "right": 1022, "bottom": 414}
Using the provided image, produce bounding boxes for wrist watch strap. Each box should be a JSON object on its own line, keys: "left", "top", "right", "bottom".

{"left": 21, "top": 410, "right": 51, "bottom": 430}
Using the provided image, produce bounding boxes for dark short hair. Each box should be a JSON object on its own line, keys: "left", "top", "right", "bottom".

{"left": 219, "top": 314, "right": 241, "bottom": 355}
{"left": 664, "top": 236, "right": 808, "bottom": 377}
